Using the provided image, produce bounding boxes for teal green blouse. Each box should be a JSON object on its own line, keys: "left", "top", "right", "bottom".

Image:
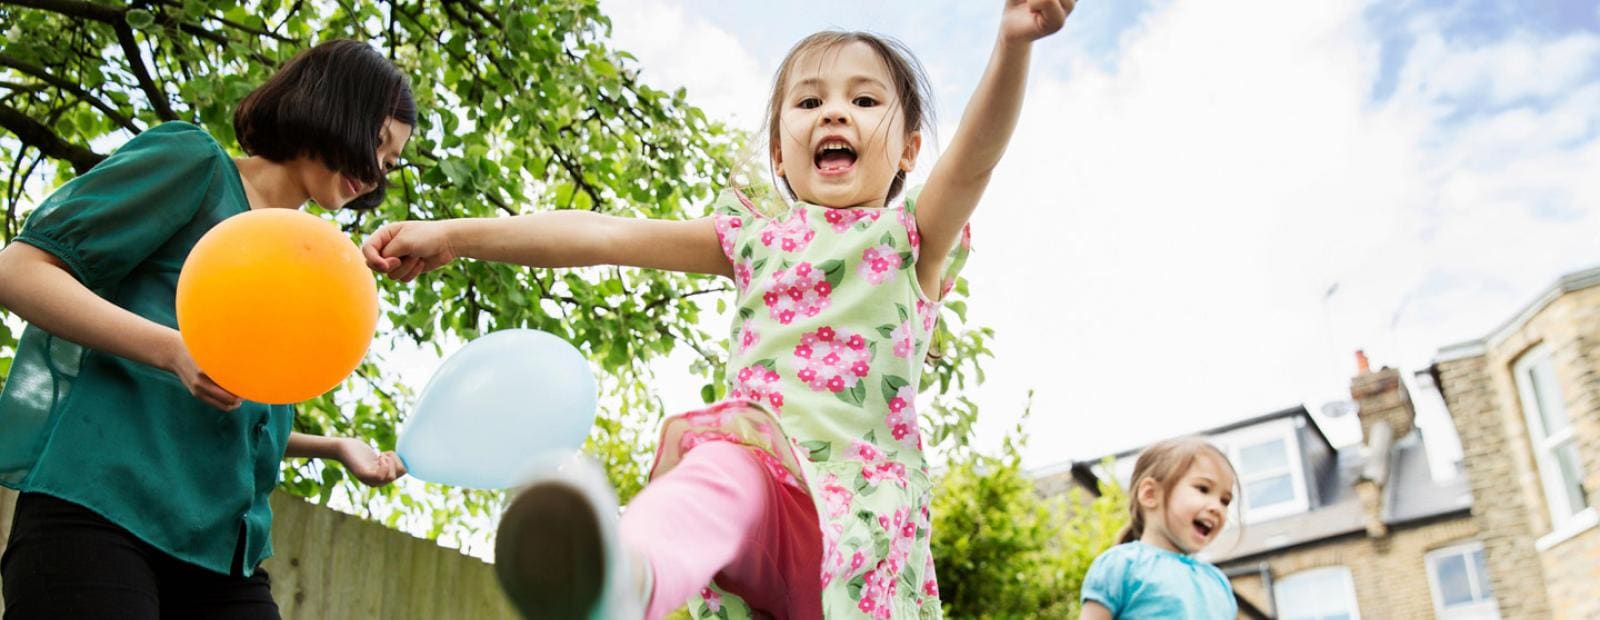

{"left": 0, "top": 122, "right": 293, "bottom": 576}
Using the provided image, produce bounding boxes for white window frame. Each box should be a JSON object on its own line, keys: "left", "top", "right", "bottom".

{"left": 1424, "top": 542, "right": 1500, "bottom": 619}
{"left": 1273, "top": 565, "right": 1361, "bottom": 620}
{"left": 1512, "top": 344, "right": 1589, "bottom": 528}
{"left": 1219, "top": 420, "right": 1309, "bottom": 523}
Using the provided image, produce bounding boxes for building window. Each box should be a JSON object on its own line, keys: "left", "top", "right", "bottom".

{"left": 1426, "top": 542, "right": 1499, "bottom": 619}
{"left": 1221, "top": 420, "right": 1308, "bottom": 522}
{"left": 1274, "top": 566, "right": 1360, "bottom": 620}
{"left": 1513, "top": 345, "right": 1589, "bottom": 528}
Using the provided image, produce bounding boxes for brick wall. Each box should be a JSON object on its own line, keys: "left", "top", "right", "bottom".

{"left": 1223, "top": 517, "right": 1478, "bottom": 619}
{"left": 1436, "top": 281, "right": 1600, "bottom": 619}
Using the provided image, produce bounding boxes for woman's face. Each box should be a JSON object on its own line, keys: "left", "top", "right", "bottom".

{"left": 303, "top": 117, "right": 413, "bottom": 209}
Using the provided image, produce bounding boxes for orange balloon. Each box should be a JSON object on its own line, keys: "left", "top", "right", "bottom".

{"left": 176, "top": 209, "right": 378, "bottom": 404}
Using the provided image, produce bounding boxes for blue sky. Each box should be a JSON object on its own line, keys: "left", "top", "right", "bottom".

{"left": 596, "top": 0, "right": 1600, "bottom": 473}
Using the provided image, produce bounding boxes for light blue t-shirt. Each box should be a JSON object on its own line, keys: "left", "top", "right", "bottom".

{"left": 1081, "top": 541, "right": 1237, "bottom": 618}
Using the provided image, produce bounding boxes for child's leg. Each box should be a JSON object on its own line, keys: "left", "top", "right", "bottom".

{"left": 621, "top": 440, "right": 822, "bottom": 619}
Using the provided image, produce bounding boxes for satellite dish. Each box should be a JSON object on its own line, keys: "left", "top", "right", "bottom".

{"left": 1321, "top": 399, "right": 1358, "bottom": 418}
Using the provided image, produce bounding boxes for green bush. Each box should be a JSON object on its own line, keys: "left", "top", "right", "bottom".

{"left": 932, "top": 420, "right": 1126, "bottom": 619}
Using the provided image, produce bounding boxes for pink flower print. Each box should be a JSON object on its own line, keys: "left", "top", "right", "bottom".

{"left": 700, "top": 587, "right": 722, "bottom": 613}
{"left": 713, "top": 214, "right": 742, "bottom": 259}
{"left": 922, "top": 579, "right": 938, "bottom": 598}
{"left": 850, "top": 440, "right": 882, "bottom": 464}
{"left": 733, "top": 259, "right": 753, "bottom": 293}
{"left": 821, "top": 521, "right": 846, "bottom": 588}
{"left": 736, "top": 319, "right": 759, "bottom": 353}
{"left": 793, "top": 327, "right": 871, "bottom": 393}
{"left": 823, "top": 207, "right": 881, "bottom": 232}
{"left": 857, "top": 244, "right": 903, "bottom": 286}
{"left": 682, "top": 404, "right": 733, "bottom": 427}
{"left": 758, "top": 209, "right": 814, "bottom": 252}
{"left": 859, "top": 561, "right": 900, "bottom": 619}
{"left": 752, "top": 448, "right": 799, "bottom": 489}
{"left": 863, "top": 461, "right": 909, "bottom": 488}
{"left": 679, "top": 430, "right": 743, "bottom": 453}
{"left": 916, "top": 299, "right": 939, "bottom": 334}
{"left": 898, "top": 206, "right": 921, "bottom": 250}
{"left": 729, "top": 363, "right": 783, "bottom": 413}
{"left": 821, "top": 474, "right": 854, "bottom": 519}
{"left": 890, "top": 322, "right": 914, "bottom": 358}
{"left": 886, "top": 386, "right": 921, "bottom": 448}
{"left": 763, "top": 262, "right": 831, "bottom": 324}
{"left": 849, "top": 550, "right": 867, "bottom": 575}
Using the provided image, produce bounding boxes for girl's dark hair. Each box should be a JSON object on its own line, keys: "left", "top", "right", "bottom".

{"left": 1117, "top": 437, "right": 1239, "bottom": 545}
{"left": 233, "top": 39, "right": 417, "bottom": 210}
{"left": 766, "top": 31, "right": 933, "bottom": 204}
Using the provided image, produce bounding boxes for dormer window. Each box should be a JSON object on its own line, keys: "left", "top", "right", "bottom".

{"left": 1219, "top": 419, "right": 1310, "bottom": 523}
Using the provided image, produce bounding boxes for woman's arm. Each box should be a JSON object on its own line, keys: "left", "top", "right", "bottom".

{"left": 914, "top": 0, "right": 1074, "bottom": 294}
{"left": 285, "top": 432, "right": 406, "bottom": 486}
{"left": 1079, "top": 601, "right": 1113, "bottom": 620}
{"left": 0, "top": 241, "right": 241, "bottom": 410}
{"left": 363, "top": 212, "right": 729, "bottom": 281}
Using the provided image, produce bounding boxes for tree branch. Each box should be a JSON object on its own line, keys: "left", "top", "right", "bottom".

{"left": 0, "top": 53, "right": 140, "bottom": 133}
{"left": 114, "top": 22, "right": 176, "bottom": 121}
{"left": 0, "top": 104, "right": 105, "bottom": 174}
{"left": 643, "top": 286, "right": 731, "bottom": 313}
{"left": 2, "top": 0, "right": 124, "bottom": 22}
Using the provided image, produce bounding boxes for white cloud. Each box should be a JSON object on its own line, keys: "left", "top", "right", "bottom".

{"left": 602, "top": 0, "right": 770, "bottom": 127}
{"left": 1400, "top": 30, "right": 1600, "bottom": 107}
{"left": 950, "top": 0, "right": 1600, "bottom": 469}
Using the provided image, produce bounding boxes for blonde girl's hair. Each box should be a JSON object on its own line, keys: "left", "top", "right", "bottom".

{"left": 1116, "top": 437, "right": 1239, "bottom": 545}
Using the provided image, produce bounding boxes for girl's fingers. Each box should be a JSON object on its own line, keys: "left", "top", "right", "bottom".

{"left": 362, "top": 226, "right": 400, "bottom": 272}
{"left": 1033, "top": 0, "right": 1068, "bottom": 32}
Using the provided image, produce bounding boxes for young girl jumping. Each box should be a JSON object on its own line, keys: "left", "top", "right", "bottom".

{"left": 364, "top": 1, "right": 1075, "bottom": 616}
{"left": 1080, "top": 437, "right": 1240, "bottom": 619}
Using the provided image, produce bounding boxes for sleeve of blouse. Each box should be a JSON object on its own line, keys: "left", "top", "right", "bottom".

{"left": 14, "top": 122, "right": 220, "bottom": 290}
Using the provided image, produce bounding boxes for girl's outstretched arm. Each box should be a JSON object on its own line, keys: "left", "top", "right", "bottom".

{"left": 363, "top": 212, "right": 729, "bottom": 281}
{"left": 915, "top": 0, "right": 1074, "bottom": 294}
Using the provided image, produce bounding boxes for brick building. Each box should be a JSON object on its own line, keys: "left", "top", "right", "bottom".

{"left": 1422, "top": 265, "right": 1600, "bottom": 619}
{"left": 1037, "top": 357, "right": 1490, "bottom": 618}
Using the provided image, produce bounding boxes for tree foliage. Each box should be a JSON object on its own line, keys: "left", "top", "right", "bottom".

{"left": 931, "top": 408, "right": 1127, "bottom": 619}
{"left": 0, "top": 0, "right": 993, "bottom": 550}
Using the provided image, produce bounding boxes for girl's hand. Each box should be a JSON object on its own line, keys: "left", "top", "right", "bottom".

{"left": 336, "top": 438, "right": 407, "bottom": 486}
{"left": 163, "top": 333, "right": 243, "bottom": 411}
{"left": 362, "top": 221, "right": 458, "bottom": 282}
{"left": 1002, "top": 0, "right": 1075, "bottom": 44}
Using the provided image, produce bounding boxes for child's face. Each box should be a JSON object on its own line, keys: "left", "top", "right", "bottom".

{"left": 303, "top": 117, "right": 412, "bottom": 209}
{"left": 773, "top": 41, "right": 920, "bottom": 209}
{"left": 1141, "top": 453, "right": 1235, "bottom": 554}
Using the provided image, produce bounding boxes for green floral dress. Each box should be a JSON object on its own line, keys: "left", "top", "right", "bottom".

{"left": 650, "top": 187, "right": 970, "bottom": 619}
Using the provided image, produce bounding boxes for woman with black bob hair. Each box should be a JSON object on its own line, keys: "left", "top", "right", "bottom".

{"left": 0, "top": 39, "right": 415, "bottom": 618}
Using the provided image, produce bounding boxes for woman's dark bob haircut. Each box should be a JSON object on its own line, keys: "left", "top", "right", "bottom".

{"left": 233, "top": 39, "right": 417, "bottom": 210}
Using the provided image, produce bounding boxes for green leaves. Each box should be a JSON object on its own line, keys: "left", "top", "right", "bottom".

{"left": 931, "top": 417, "right": 1128, "bottom": 618}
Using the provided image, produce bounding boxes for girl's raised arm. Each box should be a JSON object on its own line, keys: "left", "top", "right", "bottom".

{"left": 914, "top": 0, "right": 1074, "bottom": 292}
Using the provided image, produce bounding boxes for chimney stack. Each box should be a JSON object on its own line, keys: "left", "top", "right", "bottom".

{"left": 1350, "top": 351, "right": 1416, "bottom": 443}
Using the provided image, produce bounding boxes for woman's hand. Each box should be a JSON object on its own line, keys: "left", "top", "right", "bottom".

{"left": 1002, "top": 0, "right": 1075, "bottom": 44}
{"left": 336, "top": 438, "right": 407, "bottom": 486}
{"left": 362, "top": 221, "right": 458, "bottom": 282}
{"left": 161, "top": 332, "right": 242, "bottom": 411}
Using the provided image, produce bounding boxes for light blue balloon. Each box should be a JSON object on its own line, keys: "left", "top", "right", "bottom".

{"left": 397, "top": 329, "right": 597, "bottom": 489}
